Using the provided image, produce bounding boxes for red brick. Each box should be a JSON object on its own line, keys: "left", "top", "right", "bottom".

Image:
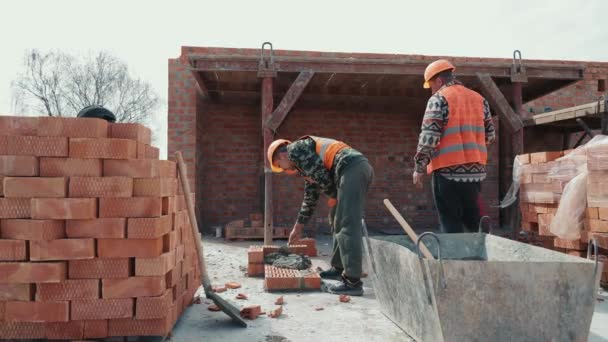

{"left": 135, "top": 289, "right": 173, "bottom": 319}
{"left": 98, "top": 238, "right": 164, "bottom": 258}
{"left": 3, "top": 177, "right": 66, "bottom": 198}
{"left": 45, "top": 320, "right": 85, "bottom": 340}
{"left": 108, "top": 309, "right": 175, "bottom": 337}
{"left": 69, "top": 176, "right": 133, "bottom": 198}
{"left": 102, "top": 276, "right": 166, "bottom": 298}
{"left": 71, "top": 298, "right": 134, "bottom": 320}
{"left": 66, "top": 218, "right": 126, "bottom": 238}
{"left": 0, "top": 136, "right": 68, "bottom": 157}
{"left": 0, "top": 116, "right": 38, "bottom": 136}
{"left": 83, "top": 319, "right": 108, "bottom": 339}
{"left": 163, "top": 196, "right": 176, "bottom": 215}
{"left": 69, "top": 258, "right": 131, "bottom": 279}
{"left": 599, "top": 207, "right": 608, "bottom": 221}
{"left": 69, "top": 138, "right": 137, "bottom": 159}
{"left": 99, "top": 197, "right": 162, "bottom": 218}
{"left": 136, "top": 142, "right": 147, "bottom": 159}
{"left": 240, "top": 305, "right": 261, "bottom": 320}
{"left": 248, "top": 246, "right": 264, "bottom": 264}
{"left": 587, "top": 207, "right": 600, "bottom": 220}
{"left": 175, "top": 193, "right": 195, "bottom": 211}
{"left": 38, "top": 116, "right": 108, "bottom": 138}
{"left": 30, "top": 239, "right": 95, "bottom": 261}
{"left": 0, "top": 322, "right": 45, "bottom": 339}
{"left": 303, "top": 272, "right": 322, "bottom": 289}
{"left": 554, "top": 238, "right": 586, "bottom": 251}
{"left": 146, "top": 145, "right": 160, "bottom": 159}
{"left": 248, "top": 263, "right": 264, "bottom": 277}
{"left": 31, "top": 198, "right": 97, "bottom": 219}
{"left": 0, "top": 156, "right": 38, "bottom": 176}
{"left": 133, "top": 178, "right": 178, "bottom": 197}
{"left": 1, "top": 219, "right": 65, "bottom": 240}
{"left": 175, "top": 244, "right": 185, "bottom": 262}
{"left": 295, "top": 238, "right": 317, "bottom": 256}
{"left": 166, "top": 265, "right": 181, "bottom": 288}
{"left": 5, "top": 301, "right": 69, "bottom": 322}
{"left": 36, "top": 279, "right": 99, "bottom": 301}
{"left": 588, "top": 219, "right": 608, "bottom": 233}
{"left": 163, "top": 230, "right": 178, "bottom": 252}
{"left": 135, "top": 250, "right": 176, "bottom": 276}
{"left": 537, "top": 214, "right": 555, "bottom": 237}
{"left": 0, "top": 283, "right": 33, "bottom": 301}
{"left": 103, "top": 160, "right": 176, "bottom": 178}
{"left": 264, "top": 265, "right": 301, "bottom": 290}
{"left": 0, "top": 240, "right": 27, "bottom": 261}
{"left": 128, "top": 215, "right": 172, "bottom": 239}
{"left": 0, "top": 198, "right": 31, "bottom": 218}
{"left": 109, "top": 122, "right": 152, "bottom": 144}
{"left": 39, "top": 157, "right": 102, "bottom": 177}
{"left": 0, "top": 262, "right": 66, "bottom": 283}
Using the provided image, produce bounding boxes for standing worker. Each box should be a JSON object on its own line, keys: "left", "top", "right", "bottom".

{"left": 267, "top": 136, "right": 373, "bottom": 296}
{"left": 413, "top": 60, "right": 496, "bottom": 233}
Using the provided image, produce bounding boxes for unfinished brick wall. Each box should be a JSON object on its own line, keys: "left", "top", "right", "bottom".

{"left": 169, "top": 47, "right": 605, "bottom": 233}
{"left": 0, "top": 116, "right": 201, "bottom": 339}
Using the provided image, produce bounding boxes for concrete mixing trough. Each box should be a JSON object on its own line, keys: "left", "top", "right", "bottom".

{"left": 364, "top": 233, "right": 602, "bottom": 342}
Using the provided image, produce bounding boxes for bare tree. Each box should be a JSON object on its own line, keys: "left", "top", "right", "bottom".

{"left": 11, "top": 49, "right": 159, "bottom": 124}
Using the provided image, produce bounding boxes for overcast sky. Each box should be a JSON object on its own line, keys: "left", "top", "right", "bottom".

{"left": 1, "top": 0, "right": 607, "bottom": 158}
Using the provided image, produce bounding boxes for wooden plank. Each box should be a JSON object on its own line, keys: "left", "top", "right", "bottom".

{"left": 261, "top": 77, "right": 274, "bottom": 246}
{"left": 528, "top": 101, "right": 606, "bottom": 126}
{"left": 189, "top": 69, "right": 210, "bottom": 98}
{"left": 476, "top": 73, "right": 523, "bottom": 132}
{"left": 265, "top": 71, "right": 315, "bottom": 132}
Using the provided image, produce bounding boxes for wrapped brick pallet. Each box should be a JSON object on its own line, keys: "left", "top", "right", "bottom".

{"left": 0, "top": 116, "right": 200, "bottom": 339}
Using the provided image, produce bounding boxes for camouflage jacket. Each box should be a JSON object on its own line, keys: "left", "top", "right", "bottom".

{"left": 286, "top": 137, "right": 366, "bottom": 224}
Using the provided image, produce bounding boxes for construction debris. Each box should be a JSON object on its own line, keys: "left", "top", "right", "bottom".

{"left": 240, "top": 305, "right": 262, "bottom": 320}
{"left": 225, "top": 282, "right": 242, "bottom": 289}
{"left": 236, "top": 293, "right": 248, "bottom": 300}
{"left": 268, "top": 306, "right": 283, "bottom": 318}
{"left": 213, "top": 286, "right": 227, "bottom": 293}
{"left": 339, "top": 295, "right": 351, "bottom": 303}
{"left": 208, "top": 304, "right": 221, "bottom": 312}
{"left": 265, "top": 246, "right": 312, "bottom": 270}
{"left": 275, "top": 296, "right": 284, "bottom": 305}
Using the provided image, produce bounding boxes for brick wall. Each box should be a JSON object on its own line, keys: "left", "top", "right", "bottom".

{"left": 169, "top": 47, "right": 607, "bottom": 233}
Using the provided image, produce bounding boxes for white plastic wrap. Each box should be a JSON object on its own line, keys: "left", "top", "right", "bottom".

{"left": 497, "top": 156, "right": 523, "bottom": 209}
{"left": 548, "top": 135, "right": 608, "bottom": 240}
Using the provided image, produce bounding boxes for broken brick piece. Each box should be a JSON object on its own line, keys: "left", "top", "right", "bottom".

{"left": 275, "top": 296, "right": 284, "bottom": 305}
{"left": 339, "top": 295, "right": 351, "bottom": 303}
{"left": 314, "top": 307, "right": 324, "bottom": 311}
{"left": 225, "top": 282, "right": 241, "bottom": 289}
{"left": 212, "top": 286, "right": 227, "bottom": 293}
{"left": 240, "top": 305, "right": 261, "bottom": 320}
{"left": 268, "top": 306, "right": 283, "bottom": 318}
{"left": 235, "top": 293, "right": 248, "bottom": 300}
{"left": 208, "top": 304, "right": 221, "bottom": 312}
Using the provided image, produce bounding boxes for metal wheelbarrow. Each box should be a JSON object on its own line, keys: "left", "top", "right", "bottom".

{"left": 362, "top": 226, "right": 602, "bottom": 342}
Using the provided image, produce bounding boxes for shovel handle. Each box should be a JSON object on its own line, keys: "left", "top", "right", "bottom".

{"left": 383, "top": 199, "right": 434, "bottom": 260}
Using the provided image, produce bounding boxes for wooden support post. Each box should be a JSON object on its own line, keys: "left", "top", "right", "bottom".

{"left": 476, "top": 73, "right": 523, "bottom": 133}
{"left": 509, "top": 82, "right": 524, "bottom": 237}
{"left": 261, "top": 77, "right": 274, "bottom": 246}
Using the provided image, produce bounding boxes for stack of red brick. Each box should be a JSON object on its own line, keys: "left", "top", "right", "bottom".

{"left": 247, "top": 239, "right": 320, "bottom": 291}
{"left": 224, "top": 213, "right": 289, "bottom": 240}
{"left": 0, "top": 116, "right": 200, "bottom": 339}
{"left": 517, "top": 146, "right": 608, "bottom": 286}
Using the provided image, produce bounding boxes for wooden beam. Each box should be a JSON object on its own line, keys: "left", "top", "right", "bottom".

{"left": 476, "top": 73, "right": 523, "bottom": 132}
{"left": 264, "top": 71, "right": 314, "bottom": 132}
{"left": 261, "top": 77, "right": 274, "bottom": 246}
{"left": 192, "top": 55, "right": 584, "bottom": 80}
{"left": 189, "top": 69, "right": 210, "bottom": 98}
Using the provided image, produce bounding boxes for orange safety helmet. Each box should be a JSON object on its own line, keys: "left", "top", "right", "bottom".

{"left": 267, "top": 139, "right": 292, "bottom": 173}
{"left": 423, "top": 59, "right": 455, "bottom": 89}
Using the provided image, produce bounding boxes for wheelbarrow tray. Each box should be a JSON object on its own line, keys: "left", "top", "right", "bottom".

{"left": 364, "top": 233, "right": 602, "bottom": 342}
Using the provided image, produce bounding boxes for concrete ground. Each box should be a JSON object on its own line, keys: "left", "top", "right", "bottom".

{"left": 169, "top": 235, "right": 608, "bottom": 342}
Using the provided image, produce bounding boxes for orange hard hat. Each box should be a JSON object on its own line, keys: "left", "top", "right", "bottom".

{"left": 267, "top": 139, "right": 292, "bottom": 173}
{"left": 423, "top": 59, "right": 455, "bottom": 88}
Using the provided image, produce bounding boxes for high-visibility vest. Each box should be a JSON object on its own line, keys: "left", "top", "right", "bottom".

{"left": 427, "top": 85, "right": 488, "bottom": 174}
{"left": 299, "top": 136, "right": 350, "bottom": 170}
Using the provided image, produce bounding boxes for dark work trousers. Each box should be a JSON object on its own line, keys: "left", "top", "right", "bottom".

{"left": 328, "top": 159, "right": 374, "bottom": 279}
{"left": 431, "top": 173, "right": 482, "bottom": 233}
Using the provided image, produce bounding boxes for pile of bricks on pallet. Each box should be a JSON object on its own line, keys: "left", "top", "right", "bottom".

{"left": 224, "top": 213, "right": 289, "bottom": 240}
{"left": 517, "top": 146, "right": 608, "bottom": 287}
{"left": 0, "top": 116, "right": 200, "bottom": 340}
{"left": 247, "top": 239, "right": 320, "bottom": 291}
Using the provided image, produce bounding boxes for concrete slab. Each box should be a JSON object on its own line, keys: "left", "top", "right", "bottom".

{"left": 169, "top": 235, "right": 608, "bottom": 342}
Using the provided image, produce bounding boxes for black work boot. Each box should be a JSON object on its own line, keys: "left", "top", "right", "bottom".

{"left": 319, "top": 267, "right": 343, "bottom": 280}
{"left": 328, "top": 275, "right": 363, "bottom": 296}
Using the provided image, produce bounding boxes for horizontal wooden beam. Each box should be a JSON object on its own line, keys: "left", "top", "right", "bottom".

{"left": 476, "top": 73, "right": 523, "bottom": 132}
{"left": 191, "top": 55, "right": 584, "bottom": 80}
{"left": 265, "top": 71, "right": 314, "bottom": 132}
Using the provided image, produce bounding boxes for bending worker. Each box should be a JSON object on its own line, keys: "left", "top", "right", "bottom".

{"left": 267, "top": 136, "right": 373, "bottom": 296}
{"left": 413, "top": 59, "right": 496, "bottom": 233}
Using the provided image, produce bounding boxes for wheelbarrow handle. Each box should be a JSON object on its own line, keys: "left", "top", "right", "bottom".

{"left": 384, "top": 199, "right": 434, "bottom": 260}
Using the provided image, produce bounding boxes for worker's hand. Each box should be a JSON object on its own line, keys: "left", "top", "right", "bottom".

{"left": 412, "top": 171, "right": 425, "bottom": 189}
{"left": 288, "top": 223, "right": 303, "bottom": 245}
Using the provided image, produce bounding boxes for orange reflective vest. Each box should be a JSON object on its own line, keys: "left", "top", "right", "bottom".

{"left": 427, "top": 85, "right": 488, "bottom": 174}
{"left": 299, "top": 136, "right": 350, "bottom": 170}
